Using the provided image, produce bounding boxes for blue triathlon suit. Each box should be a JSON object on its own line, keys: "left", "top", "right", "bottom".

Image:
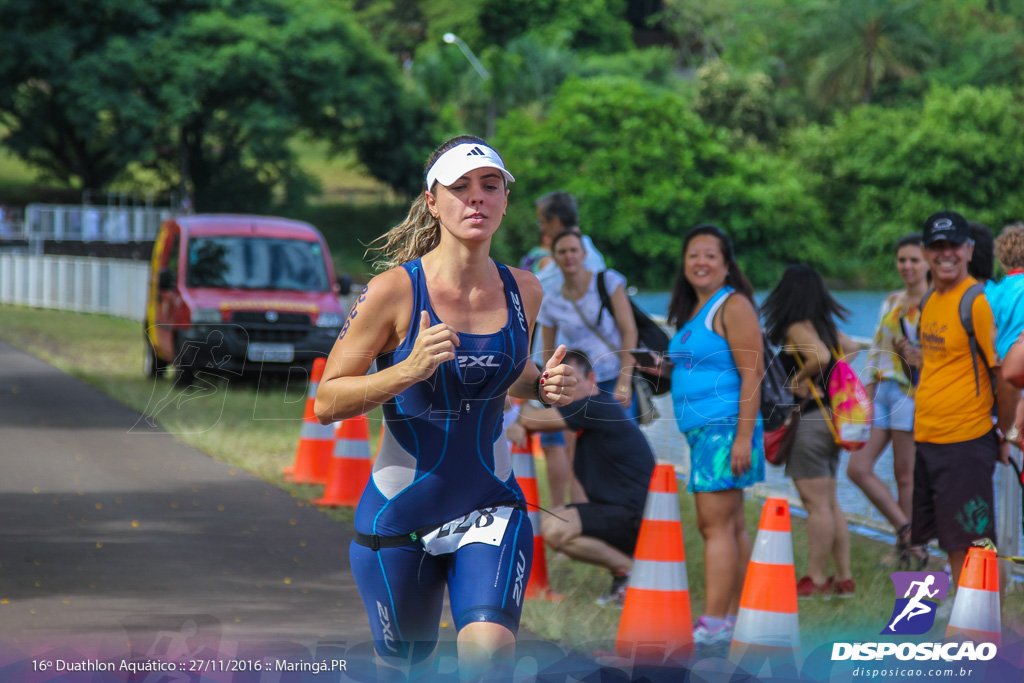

{"left": 350, "top": 258, "right": 534, "bottom": 664}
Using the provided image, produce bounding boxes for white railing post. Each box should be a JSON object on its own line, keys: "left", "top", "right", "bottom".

{"left": 998, "top": 447, "right": 1022, "bottom": 591}
{"left": 42, "top": 258, "right": 52, "bottom": 308}
{"left": 57, "top": 257, "right": 67, "bottom": 308}
{"left": 90, "top": 260, "right": 101, "bottom": 314}
{"left": 29, "top": 257, "right": 42, "bottom": 307}
{"left": 53, "top": 207, "right": 64, "bottom": 241}
{"left": 0, "top": 254, "right": 9, "bottom": 302}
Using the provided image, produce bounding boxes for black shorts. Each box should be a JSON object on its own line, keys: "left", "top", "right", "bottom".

{"left": 569, "top": 502, "right": 642, "bottom": 557}
{"left": 912, "top": 430, "right": 998, "bottom": 553}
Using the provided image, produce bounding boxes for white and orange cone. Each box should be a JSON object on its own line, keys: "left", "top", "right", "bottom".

{"left": 284, "top": 357, "right": 333, "bottom": 485}
{"left": 510, "top": 431, "right": 561, "bottom": 601}
{"left": 945, "top": 546, "right": 1001, "bottom": 646}
{"left": 313, "top": 414, "right": 372, "bottom": 507}
{"left": 729, "top": 498, "right": 800, "bottom": 664}
{"left": 615, "top": 463, "right": 693, "bottom": 663}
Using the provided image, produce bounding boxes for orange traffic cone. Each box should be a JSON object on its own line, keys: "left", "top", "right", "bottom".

{"left": 945, "top": 547, "right": 1001, "bottom": 646}
{"left": 313, "top": 414, "right": 373, "bottom": 507}
{"left": 729, "top": 498, "right": 800, "bottom": 665}
{"left": 284, "top": 358, "right": 333, "bottom": 485}
{"left": 510, "top": 431, "right": 560, "bottom": 601}
{"left": 615, "top": 463, "right": 692, "bottom": 663}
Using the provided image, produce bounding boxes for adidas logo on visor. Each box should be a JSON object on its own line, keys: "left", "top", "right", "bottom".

{"left": 425, "top": 143, "right": 515, "bottom": 188}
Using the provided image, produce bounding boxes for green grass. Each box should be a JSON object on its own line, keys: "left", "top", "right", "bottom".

{"left": 290, "top": 137, "right": 396, "bottom": 199}
{"left": 1, "top": 303, "right": 1022, "bottom": 652}
{"left": 0, "top": 150, "right": 37, "bottom": 195}
{"left": 0, "top": 129, "right": 52, "bottom": 203}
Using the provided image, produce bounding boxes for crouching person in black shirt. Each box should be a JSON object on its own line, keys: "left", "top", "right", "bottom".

{"left": 515, "top": 349, "right": 656, "bottom": 607}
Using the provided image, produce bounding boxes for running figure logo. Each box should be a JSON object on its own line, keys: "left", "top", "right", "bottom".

{"left": 882, "top": 571, "right": 950, "bottom": 635}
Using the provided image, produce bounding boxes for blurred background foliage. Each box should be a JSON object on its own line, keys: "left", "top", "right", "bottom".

{"left": 2, "top": 0, "right": 1024, "bottom": 287}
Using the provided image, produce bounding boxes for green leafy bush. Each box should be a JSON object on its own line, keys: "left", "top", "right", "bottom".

{"left": 495, "top": 76, "right": 830, "bottom": 288}
{"left": 787, "top": 85, "right": 1024, "bottom": 282}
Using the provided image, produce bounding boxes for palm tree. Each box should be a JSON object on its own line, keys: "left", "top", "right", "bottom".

{"left": 798, "top": 0, "right": 934, "bottom": 106}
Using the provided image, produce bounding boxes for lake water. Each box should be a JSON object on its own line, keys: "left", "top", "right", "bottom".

{"left": 632, "top": 289, "right": 885, "bottom": 340}
{"left": 631, "top": 289, "right": 1023, "bottom": 561}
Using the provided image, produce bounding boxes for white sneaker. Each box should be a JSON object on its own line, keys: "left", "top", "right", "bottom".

{"left": 595, "top": 573, "right": 629, "bottom": 608}
{"left": 693, "top": 617, "right": 732, "bottom": 650}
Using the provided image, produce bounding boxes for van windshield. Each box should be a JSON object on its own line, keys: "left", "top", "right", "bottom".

{"left": 186, "top": 237, "right": 329, "bottom": 291}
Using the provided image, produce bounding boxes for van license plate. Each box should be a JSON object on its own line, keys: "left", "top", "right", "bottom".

{"left": 247, "top": 343, "right": 294, "bottom": 363}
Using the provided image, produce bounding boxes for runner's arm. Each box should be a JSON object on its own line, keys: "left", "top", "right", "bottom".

{"left": 314, "top": 269, "right": 460, "bottom": 422}
{"left": 508, "top": 269, "right": 576, "bottom": 406}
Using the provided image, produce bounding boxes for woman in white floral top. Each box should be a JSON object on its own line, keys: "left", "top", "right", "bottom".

{"left": 847, "top": 234, "right": 930, "bottom": 568}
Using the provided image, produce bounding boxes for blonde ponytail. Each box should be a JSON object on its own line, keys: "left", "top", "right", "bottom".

{"left": 365, "top": 195, "right": 441, "bottom": 271}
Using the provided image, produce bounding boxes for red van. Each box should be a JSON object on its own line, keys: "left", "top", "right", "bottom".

{"left": 144, "top": 214, "right": 351, "bottom": 383}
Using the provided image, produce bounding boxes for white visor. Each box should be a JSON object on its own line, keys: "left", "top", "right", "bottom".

{"left": 425, "top": 143, "right": 515, "bottom": 189}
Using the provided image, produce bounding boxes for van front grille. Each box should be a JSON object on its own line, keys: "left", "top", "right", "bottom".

{"left": 236, "top": 327, "right": 308, "bottom": 344}
{"left": 230, "top": 311, "right": 312, "bottom": 325}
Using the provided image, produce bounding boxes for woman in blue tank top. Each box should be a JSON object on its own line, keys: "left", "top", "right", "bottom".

{"left": 313, "top": 136, "right": 576, "bottom": 680}
{"left": 666, "top": 224, "right": 765, "bottom": 650}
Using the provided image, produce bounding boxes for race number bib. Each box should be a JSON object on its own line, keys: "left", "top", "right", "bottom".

{"left": 420, "top": 507, "right": 512, "bottom": 556}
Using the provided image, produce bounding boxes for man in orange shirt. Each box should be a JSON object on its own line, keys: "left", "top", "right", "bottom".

{"left": 908, "top": 210, "right": 1015, "bottom": 588}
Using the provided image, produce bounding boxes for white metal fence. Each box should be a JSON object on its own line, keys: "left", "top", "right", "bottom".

{"left": 0, "top": 253, "right": 148, "bottom": 321}
{"left": 11, "top": 204, "right": 172, "bottom": 242}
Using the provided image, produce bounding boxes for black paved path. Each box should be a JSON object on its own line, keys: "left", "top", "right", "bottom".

{"left": 0, "top": 340, "right": 377, "bottom": 667}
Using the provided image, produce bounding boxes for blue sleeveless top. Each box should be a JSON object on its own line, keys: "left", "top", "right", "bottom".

{"left": 355, "top": 259, "right": 530, "bottom": 536}
{"left": 669, "top": 286, "right": 743, "bottom": 433}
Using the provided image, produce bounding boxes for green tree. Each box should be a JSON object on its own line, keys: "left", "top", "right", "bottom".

{"left": 413, "top": 31, "right": 575, "bottom": 139}
{"left": 0, "top": 0, "right": 437, "bottom": 207}
{"left": 575, "top": 47, "right": 683, "bottom": 87}
{"left": 351, "top": 0, "right": 426, "bottom": 58}
{"left": 477, "top": 0, "right": 633, "bottom": 53}
{"left": 917, "top": 0, "right": 1024, "bottom": 89}
{"left": 149, "top": 2, "right": 437, "bottom": 207}
{"left": 494, "top": 77, "right": 830, "bottom": 288}
{"left": 0, "top": 0, "right": 167, "bottom": 189}
{"left": 796, "top": 0, "right": 935, "bottom": 107}
{"left": 650, "top": 0, "right": 728, "bottom": 67}
{"left": 692, "top": 61, "right": 778, "bottom": 142}
{"left": 786, "top": 85, "right": 1024, "bottom": 281}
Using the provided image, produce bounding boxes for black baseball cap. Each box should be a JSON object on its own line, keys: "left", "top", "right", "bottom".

{"left": 923, "top": 210, "right": 971, "bottom": 246}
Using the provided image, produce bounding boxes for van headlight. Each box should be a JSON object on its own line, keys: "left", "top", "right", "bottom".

{"left": 191, "top": 308, "right": 222, "bottom": 324}
{"left": 316, "top": 313, "right": 344, "bottom": 328}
